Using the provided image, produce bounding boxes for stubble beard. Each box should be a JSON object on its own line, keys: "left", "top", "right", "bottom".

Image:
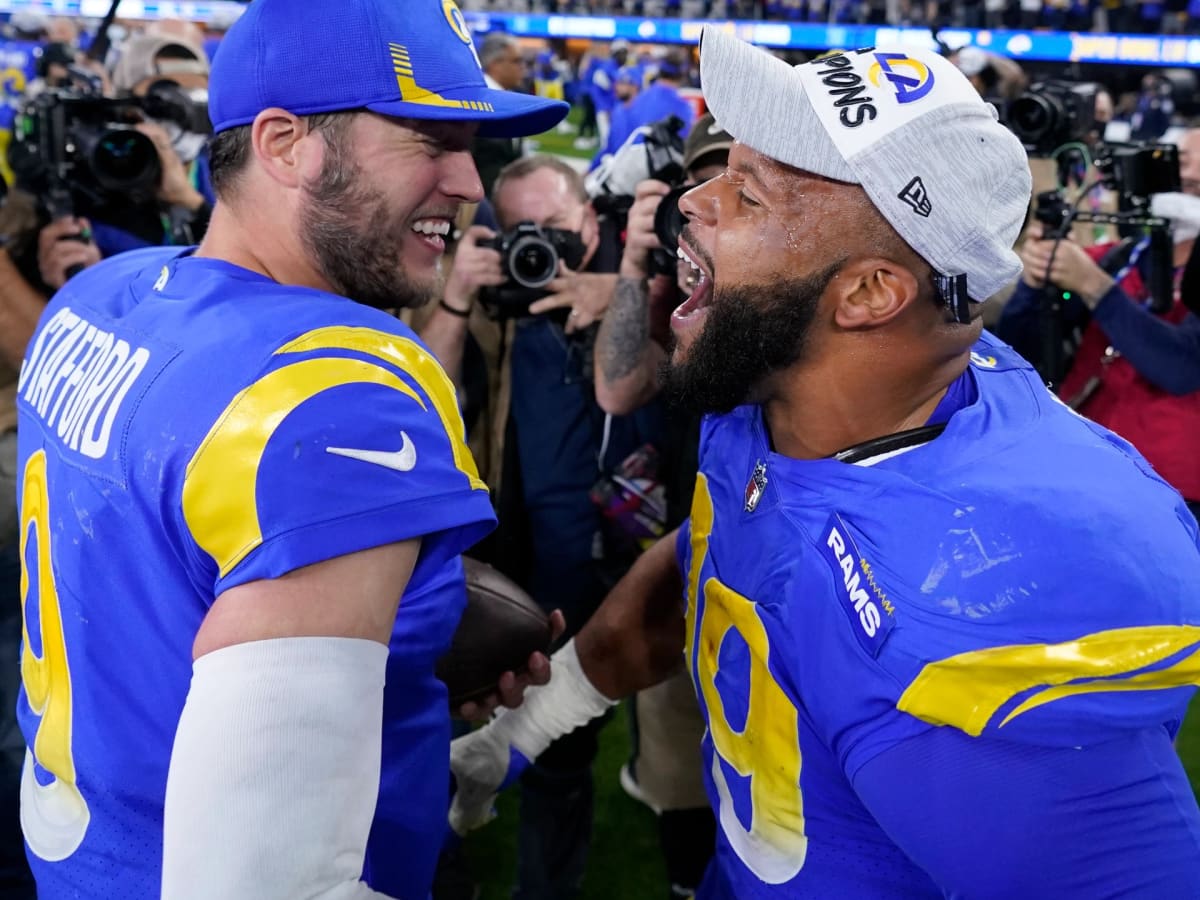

{"left": 299, "top": 138, "right": 443, "bottom": 311}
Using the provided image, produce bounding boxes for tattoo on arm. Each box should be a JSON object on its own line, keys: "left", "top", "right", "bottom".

{"left": 599, "top": 276, "right": 650, "bottom": 383}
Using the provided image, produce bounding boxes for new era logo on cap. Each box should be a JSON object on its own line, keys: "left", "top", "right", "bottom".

{"left": 898, "top": 176, "right": 932, "bottom": 217}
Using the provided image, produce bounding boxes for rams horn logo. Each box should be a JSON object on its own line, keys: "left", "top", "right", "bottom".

{"left": 442, "top": 0, "right": 473, "bottom": 45}
{"left": 867, "top": 52, "right": 935, "bottom": 104}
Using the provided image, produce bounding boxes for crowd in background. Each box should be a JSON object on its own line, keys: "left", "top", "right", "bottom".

{"left": 0, "top": 6, "right": 1195, "bottom": 900}
{"left": 461, "top": 0, "right": 1200, "bottom": 33}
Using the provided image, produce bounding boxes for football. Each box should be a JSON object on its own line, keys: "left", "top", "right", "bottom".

{"left": 436, "top": 557, "right": 554, "bottom": 707}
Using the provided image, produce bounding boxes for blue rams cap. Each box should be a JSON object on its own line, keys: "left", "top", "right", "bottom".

{"left": 209, "top": 0, "right": 568, "bottom": 139}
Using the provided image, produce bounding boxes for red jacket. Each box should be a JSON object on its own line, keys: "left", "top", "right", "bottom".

{"left": 1058, "top": 245, "right": 1200, "bottom": 501}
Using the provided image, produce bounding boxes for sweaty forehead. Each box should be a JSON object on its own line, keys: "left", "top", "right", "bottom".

{"left": 730, "top": 142, "right": 867, "bottom": 209}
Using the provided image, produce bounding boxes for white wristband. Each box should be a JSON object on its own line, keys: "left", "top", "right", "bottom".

{"left": 492, "top": 638, "right": 617, "bottom": 760}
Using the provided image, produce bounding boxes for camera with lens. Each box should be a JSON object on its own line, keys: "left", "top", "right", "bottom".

{"left": 1035, "top": 142, "right": 1180, "bottom": 239}
{"left": 586, "top": 114, "right": 687, "bottom": 276}
{"left": 1034, "top": 141, "right": 1179, "bottom": 315}
{"left": 477, "top": 221, "right": 587, "bottom": 319}
{"left": 1004, "top": 80, "right": 1100, "bottom": 155}
{"left": 8, "top": 78, "right": 210, "bottom": 222}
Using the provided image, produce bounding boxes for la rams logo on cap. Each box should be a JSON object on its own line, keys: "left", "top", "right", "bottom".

{"left": 442, "top": 0, "right": 472, "bottom": 45}
{"left": 867, "top": 52, "right": 935, "bottom": 104}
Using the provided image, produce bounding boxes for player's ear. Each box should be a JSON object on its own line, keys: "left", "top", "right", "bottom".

{"left": 832, "top": 258, "right": 921, "bottom": 330}
{"left": 250, "top": 108, "right": 326, "bottom": 191}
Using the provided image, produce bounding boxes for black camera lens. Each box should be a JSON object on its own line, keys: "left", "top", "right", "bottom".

{"left": 85, "top": 127, "right": 161, "bottom": 194}
{"left": 507, "top": 235, "right": 559, "bottom": 289}
{"left": 653, "top": 184, "right": 690, "bottom": 254}
{"left": 1007, "top": 94, "right": 1059, "bottom": 148}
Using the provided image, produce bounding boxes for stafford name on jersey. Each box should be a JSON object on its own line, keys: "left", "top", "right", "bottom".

{"left": 19, "top": 306, "right": 151, "bottom": 460}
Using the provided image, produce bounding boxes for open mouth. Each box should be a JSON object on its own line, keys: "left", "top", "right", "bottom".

{"left": 671, "top": 241, "right": 713, "bottom": 334}
{"left": 410, "top": 217, "right": 453, "bottom": 254}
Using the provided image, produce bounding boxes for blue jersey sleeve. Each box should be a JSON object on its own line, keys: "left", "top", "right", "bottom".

{"left": 852, "top": 724, "right": 1200, "bottom": 898}
{"left": 179, "top": 326, "right": 495, "bottom": 596}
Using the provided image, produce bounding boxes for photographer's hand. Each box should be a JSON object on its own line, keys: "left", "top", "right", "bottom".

{"left": 1021, "top": 236, "right": 1114, "bottom": 309}
{"left": 136, "top": 122, "right": 205, "bottom": 212}
{"left": 528, "top": 263, "right": 618, "bottom": 334}
{"left": 444, "top": 225, "right": 505, "bottom": 313}
{"left": 618, "top": 179, "right": 672, "bottom": 281}
{"left": 38, "top": 218, "right": 101, "bottom": 290}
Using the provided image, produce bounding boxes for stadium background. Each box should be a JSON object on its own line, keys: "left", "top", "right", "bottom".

{"left": 0, "top": 2, "right": 1197, "bottom": 895}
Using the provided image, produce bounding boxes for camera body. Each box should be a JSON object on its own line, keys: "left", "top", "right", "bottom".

{"left": 478, "top": 221, "right": 587, "bottom": 319}
{"left": 1034, "top": 141, "right": 1181, "bottom": 239}
{"left": 1034, "top": 141, "right": 1181, "bottom": 329}
{"left": 1096, "top": 143, "right": 1180, "bottom": 202}
{"left": 9, "top": 80, "right": 209, "bottom": 220}
{"left": 586, "top": 115, "right": 686, "bottom": 211}
{"left": 1005, "top": 80, "right": 1100, "bottom": 155}
{"left": 587, "top": 114, "right": 688, "bottom": 275}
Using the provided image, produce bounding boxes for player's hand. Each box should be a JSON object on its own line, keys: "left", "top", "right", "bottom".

{"left": 1020, "top": 236, "right": 1114, "bottom": 307}
{"left": 135, "top": 121, "right": 205, "bottom": 211}
{"left": 527, "top": 265, "right": 618, "bottom": 333}
{"left": 38, "top": 217, "right": 101, "bottom": 289}
{"left": 455, "top": 609, "right": 566, "bottom": 722}
{"left": 448, "top": 716, "right": 526, "bottom": 835}
{"left": 618, "top": 179, "right": 672, "bottom": 281}
{"left": 444, "top": 225, "right": 504, "bottom": 312}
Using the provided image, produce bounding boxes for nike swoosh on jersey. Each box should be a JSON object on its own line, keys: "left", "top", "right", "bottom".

{"left": 326, "top": 431, "right": 418, "bottom": 472}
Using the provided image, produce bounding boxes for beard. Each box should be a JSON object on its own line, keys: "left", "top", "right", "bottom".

{"left": 299, "top": 137, "right": 440, "bottom": 311}
{"left": 659, "top": 261, "right": 843, "bottom": 415}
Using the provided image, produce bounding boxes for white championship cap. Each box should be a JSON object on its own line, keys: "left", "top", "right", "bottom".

{"left": 699, "top": 27, "right": 1032, "bottom": 311}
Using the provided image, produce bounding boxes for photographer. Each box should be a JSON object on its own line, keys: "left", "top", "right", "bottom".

{"left": 434, "top": 154, "right": 662, "bottom": 900}
{"left": 997, "top": 126, "right": 1200, "bottom": 516}
{"left": 16, "top": 33, "right": 215, "bottom": 291}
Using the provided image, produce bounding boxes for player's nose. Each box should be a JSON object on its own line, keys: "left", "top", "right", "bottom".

{"left": 440, "top": 150, "right": 485, "bottom": 204}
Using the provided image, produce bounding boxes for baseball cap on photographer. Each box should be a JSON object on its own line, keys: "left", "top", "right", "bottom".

{"left": 699, "top": 27, "right": 1031, "bottom": 308}
{"left": 112, "top": 34, "right": 209, "bottom": 93}
{"left": 683, "top": 112, "right": 733, "bottom": 172}
{"left": 208, "top": 0, "right": 568, "bottom": 139}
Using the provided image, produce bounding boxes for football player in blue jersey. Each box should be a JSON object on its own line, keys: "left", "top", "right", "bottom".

{"left": 12, "top": 1, "right": 568, "bottom": 898}
{"left": 450, "top": 28, "right": 1200, "bottom": 898}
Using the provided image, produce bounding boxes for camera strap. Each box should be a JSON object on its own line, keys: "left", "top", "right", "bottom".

{"left": 1098, "top": 235, "right": 1150, "bottom": 288}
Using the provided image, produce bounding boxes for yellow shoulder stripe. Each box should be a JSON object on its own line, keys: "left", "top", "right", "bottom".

{"left": 275, "top": 326, "right": 483, "bottom": 492}
{"left": 184, "top": 326, "right": 483, "bottom": 578}
{"left": 897, "top": 625, "right": 1200, "bottom": 735}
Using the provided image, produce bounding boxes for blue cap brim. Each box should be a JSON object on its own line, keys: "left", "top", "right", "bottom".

{"left": 366, "top": 88, "right": 568, "bottom": 139}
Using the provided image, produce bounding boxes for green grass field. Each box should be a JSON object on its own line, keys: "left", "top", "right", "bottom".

{"left": 464, "top": 696, "right": 1200, "bottom": 899}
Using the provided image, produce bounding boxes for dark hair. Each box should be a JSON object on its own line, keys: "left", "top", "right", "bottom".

{"left": 208, "top": 111, "right": 351, "bottom": 201}
{"left": 154, "top": 43, "right": 202, "bottom": 63}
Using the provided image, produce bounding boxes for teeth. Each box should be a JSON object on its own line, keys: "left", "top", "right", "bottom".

{"left": 412, "top": 220, "right": 451, "bottom": 236}
{"left": 677, "top": 246, "right": 702, "bottom": 274}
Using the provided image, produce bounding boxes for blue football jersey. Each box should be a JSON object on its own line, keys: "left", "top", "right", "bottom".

{"left": 681, "top": 332, "right": 1200, "bottom": 898}
{"left": 15, "top": 247, "right": 495, "bottom": 899}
